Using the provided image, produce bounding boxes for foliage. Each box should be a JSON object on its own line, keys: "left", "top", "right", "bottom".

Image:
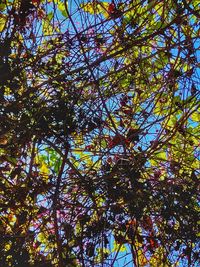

{"left": 0, "top": 0, "right": 199, "bottom": 266}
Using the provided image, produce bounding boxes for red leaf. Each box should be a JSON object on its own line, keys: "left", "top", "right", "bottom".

{"left": 149, "top": 238, "right": 158, "bottom": 249}
{"left": 108, "top": 3, "right": 115, "bottom": 14}
{"left": 85, "top": 145, "right": 93, "bottom": 151}
{"left": 107, "top": 157, "right": 112, "bottom": 163}
{"left": 32, "top": 0, "right": 41, "bottom": 5}
{"left": 127, "top": 128, "right": 140, "bottom": 142}
{"left": 142, "top": 215, "right": 153, "bottom": 231}
{"left": 108, "top": 134, "right": 125, "bottom": 148}
{"left": 123, "top": 108, "right": 132, "bottom": 115}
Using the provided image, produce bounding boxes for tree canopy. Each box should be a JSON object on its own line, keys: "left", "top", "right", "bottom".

{"left": 0, "top": 0, "right": 199, "bottom": 266}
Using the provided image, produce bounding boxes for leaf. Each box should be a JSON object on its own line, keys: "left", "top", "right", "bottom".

{"left": 8, "top": 213, "right": 16, "bottom": 225}
{"left": 4, "top": 243, "right": 11, "bottom": 251}
{"left": 191, "top": 110, "right": 200, "bottom": 122}
{"left": 155, "top": 2, "right": 164, "bottom": 17}
{"left": 42, "top": 12, "right": 54, "bottom": 36}
{"left": 37, "top": 232, "right": 46, "bottom": 243}
{"left": 0, "top": 134, "right": 8, "bottom": 145}
{"left": 0, "top": 3, "right": 6, "bottom": 11}
{"left": 164, "top": 116, "right": 177, "bottom": 129}
{"left": 127, "top": 128, "right": 140, "bottom": 142}
{"left": 80, "top": 1, "right": 109, "bottom": 17}
{"left": 57, "top": 0, "right": 68, "bottom": 18}
{"left": 0, "top": 14, "right": 6, "bottom": 32}
{"left": 154, "top": 152, "right": 167, "bottom": 161}
{"left": 112, "top": 240, "right": 126, "bottom": 252}
{"left": 137, "top": 249, "right": 148, "bottom": 266}
{"left": 5, "top": 156, "right": 17, "bottom": 165}
{"left": 40, "top": 161, "right": 49, "bottom": 175}
{"left": 80, "top": 2, "right": 101, "bottom": 14}
{"left": 149, "top": 246, "right": 171, "bottom": 266}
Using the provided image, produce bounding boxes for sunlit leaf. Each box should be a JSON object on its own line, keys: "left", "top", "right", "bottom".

{"left": 191, "top": 110, "right": 200, "bottom": 122}
{"left": 0, "top": 14, "right": 6, "bottom": 32}
{"left": 57, "top": 0, "right": 68, "bottom": 18}
{"left": 80, "top": 1, "right": 109, "bottom": 17}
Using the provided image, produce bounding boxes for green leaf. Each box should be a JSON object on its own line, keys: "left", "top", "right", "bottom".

{"left": 0, "top": 3, "right": 6, "bottom": 11}
{"left": 191, "top": 110, "right": 200, "bottom": 122}
{"left": 42, "top": 12, "right": 54, "bottom": 36}
{"left": 57, "top": 0, "right": 68, "bottom": 18}
{"left": 154, "top": 152, "right": 167, "bottom": 161}
{"left": 5, "top": 156, "right": 17, "bottom": 165}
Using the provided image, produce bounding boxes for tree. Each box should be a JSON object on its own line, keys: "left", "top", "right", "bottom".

{"left": 0, "top": 0, "right": 199, "bottom": 266}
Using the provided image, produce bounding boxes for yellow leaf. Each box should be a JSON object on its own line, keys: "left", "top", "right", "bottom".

{"left": 37, "top": 232, "right": 46, "bottom": 243}
{"left": 112, "top": 240, "right": 126, "bottom": 252}
{"left": 0, "top": 14, "right": 6, "bottom": 32}
{"left": 4, "top": 243, "right": 11, "bottom": 251}
{"left": 137, "top": 249, "right": 148, "bottom": 266}
{"left": 99, "top": 2, "right": 110, "bottom": 18}
{"left": 35, "top": 155, "right": 49, "bottom": 182}
{"left": 8, "top": 213, "right": 16, "bottom": 225}
{"left": 191, "top": 159, "right": 200, "bottom": 169}
{"left": 155, "top": 2, "right": 164, "bottom": 17}
{"left": 81, "top": 2, "right": 109, "bottom": 17}
{"left": 81, "top": 2, "right": 100, "bottom": 14}
{"left": 42, "top": 20, "right": 53, "bottom": 36}
{"left": 149, "top": 246, "right": 171, "bottom": 266}
{"left": 40, "top": 161, "right": 49, "bottom": 175}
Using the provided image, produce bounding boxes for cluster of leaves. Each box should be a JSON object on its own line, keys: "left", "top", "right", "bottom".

{"left": 0, "top": 0, "right": 199, "bottom": 266}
